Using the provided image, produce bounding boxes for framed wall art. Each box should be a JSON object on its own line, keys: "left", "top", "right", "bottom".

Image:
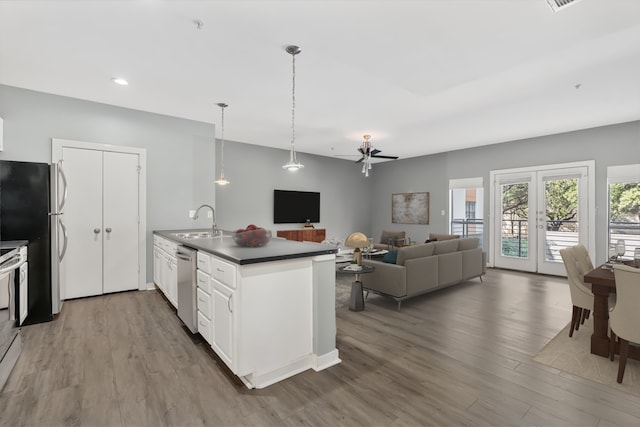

{"left": 392, "top": 192, "right": 430, "bottom": 224}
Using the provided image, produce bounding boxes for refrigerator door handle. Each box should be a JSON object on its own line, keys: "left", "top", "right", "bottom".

{"left": 58, "top": 162, "right": 68, "bottom": 211}
{"left": 59, "top": 218, "right": 68, "bottom": 261}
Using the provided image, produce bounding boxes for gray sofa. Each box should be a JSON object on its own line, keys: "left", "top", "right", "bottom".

{"left": 361, "top": 237, "right": 485, "bottom": 309}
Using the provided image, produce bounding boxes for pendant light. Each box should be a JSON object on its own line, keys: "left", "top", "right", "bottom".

{"left": 214, "top": 102, "right": 230, "bottom": 185}
{"left": 282, "top": 45, "right": 304, "bottom": 171}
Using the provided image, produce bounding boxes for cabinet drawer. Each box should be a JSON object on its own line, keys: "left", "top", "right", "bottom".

{"left": 211, "top": 257, "right": 236, "bottom": 289}
{"left": 196, "top": 270, "right": 211, "bottom": 294}
{"left": 165, "top": 240, "right": 178, "bottom": 255}
{"left": 197, "top": 311, "right": 211, "bottom": 345}
{"left": 197, "top": 252, "right": 211, "bottom": 274}
{"left": 197, "top": 288, "right": 211, "bottom": 319}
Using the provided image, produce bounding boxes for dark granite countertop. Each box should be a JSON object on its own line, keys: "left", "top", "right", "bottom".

{"left": 154, "top": 229, "right": 337, "bottom": 265}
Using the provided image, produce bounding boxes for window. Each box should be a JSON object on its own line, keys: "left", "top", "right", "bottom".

{"left": 449, "top": 177, "right": 484, "bottom": 248}
{"left": 608, "top": 164, "right": 640, "bottom": 259}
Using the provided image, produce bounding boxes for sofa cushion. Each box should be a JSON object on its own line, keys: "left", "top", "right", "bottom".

{"left": 382, "top": 250, "right": 398, "bottom": 264}
{"left": 427, "top": 233, "right": 460, "bottom": 242}
{"left": 396, "top": 243, "right": 434, "bottom": 266}
{"left": 433, "top": 239, "right": 459, "bottom": 254}
{"left": 458, "top": 237, "right": 479, "bottom": 251}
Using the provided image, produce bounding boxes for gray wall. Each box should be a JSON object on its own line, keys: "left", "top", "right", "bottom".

{"left": 214, "top": 138, "right": 372, "bottom": 242}
{"left": 0, "top": 84, "right": 216, "bottom": 282}
{"left": 3, "top": 83, "right": 638, "bottom": 279}
{"left": 370, "top": 120, "right": 640, "bottom": 263}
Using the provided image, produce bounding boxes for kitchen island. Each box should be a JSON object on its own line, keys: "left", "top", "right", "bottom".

{"left": 153, "top": 229, "right": 340, "bottom": 389}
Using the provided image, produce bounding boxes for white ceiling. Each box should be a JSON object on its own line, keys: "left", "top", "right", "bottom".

{"left": 1, "top": 0, "right": 640, "bottom": 163}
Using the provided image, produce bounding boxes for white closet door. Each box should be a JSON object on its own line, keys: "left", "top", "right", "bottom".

{"left": 103, "top": 151, "right": 139, "bottom": 294}
{"left": 61, "top": 147, "right": 103, "bottom": 299}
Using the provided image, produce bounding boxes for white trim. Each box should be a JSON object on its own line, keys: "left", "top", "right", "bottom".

{"left": 51, "top": 138, "right": 147, "bottom": 292}
{"left": 312, "top": 349, "right": 341, "bottom": 371}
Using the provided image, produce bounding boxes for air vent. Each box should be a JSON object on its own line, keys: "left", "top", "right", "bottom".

{"left": 546, "top": 0, "right": 584, "bottom": 12}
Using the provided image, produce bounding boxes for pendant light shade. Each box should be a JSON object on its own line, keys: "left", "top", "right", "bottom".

{"left": 214, "top": 102, "right": 230, "bottom": 186}
{"left": 282, "top": 45, "right": 304, "bottom": 171}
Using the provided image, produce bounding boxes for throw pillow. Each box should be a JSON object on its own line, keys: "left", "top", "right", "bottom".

{"left": 382, "top": 250, "right": 398, "bottom": 264}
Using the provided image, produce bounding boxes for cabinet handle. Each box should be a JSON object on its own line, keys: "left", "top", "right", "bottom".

{"left": 94, "top": 228, "right": 101, "bottom": 234}
{"left": 228, "top": 294, "right": 233, "bottom": 313}
{"left": 105, "top": 227, "right": 112, "bottom": 233}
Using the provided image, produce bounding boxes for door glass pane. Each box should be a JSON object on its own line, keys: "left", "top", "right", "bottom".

{"left": 609, "top": 181, "right": 640, "bottom": 258}
{"left": 450, "top": 187, "right": 484, "bottom": 248}
{"left": 500, "top": 183, "right": 528, "bottom": 258}
{"left": 544, "top": 178, "right": 579, "bottom": 262}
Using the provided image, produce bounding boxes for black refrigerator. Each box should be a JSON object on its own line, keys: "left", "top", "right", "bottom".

{"left": 0, "top": 160, "right": 53, "bottom": 324}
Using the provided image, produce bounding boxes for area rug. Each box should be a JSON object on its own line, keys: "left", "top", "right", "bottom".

{"left": 533, "top": 316, "right": 640, "bottom": 396}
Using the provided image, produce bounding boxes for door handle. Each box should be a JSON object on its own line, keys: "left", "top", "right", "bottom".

{"left": 94, "top": 228, "right": 101, "bottom": 234}
{"left": 105, "top": 227, "right": 112, "bottom": 233}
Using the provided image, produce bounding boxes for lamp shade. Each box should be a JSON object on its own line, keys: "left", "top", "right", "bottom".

{"left": 345, "top": 232, "right": 369, "bottom": 249}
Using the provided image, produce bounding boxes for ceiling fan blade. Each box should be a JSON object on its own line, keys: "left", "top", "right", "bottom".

{"left": 358, "top": 147, "right": 365, "bottom": 155}
{"left": 371, "top": 154, "right": 399, "bottom": 159}
{"left": 370, "top": 149, "right": 381, "bottom": 156}
{"left": 355, "top": 156, "right": 365, "bottom": 164}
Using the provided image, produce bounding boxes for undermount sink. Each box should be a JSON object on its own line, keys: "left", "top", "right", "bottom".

{"left": 174, "top": 232, "right": 217, "bottom": 239}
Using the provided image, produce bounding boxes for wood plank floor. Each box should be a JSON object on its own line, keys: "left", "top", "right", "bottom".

{"left": 2, "top": 268, "right": 640, "bottom": 426}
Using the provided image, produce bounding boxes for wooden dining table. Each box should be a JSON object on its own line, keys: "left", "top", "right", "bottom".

{"left": 584, "top": 261, "right": 640, "bottom": 359}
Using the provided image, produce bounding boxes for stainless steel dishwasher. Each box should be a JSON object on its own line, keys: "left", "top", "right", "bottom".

{"left": 176, "top": 245, "right": 197, "bottom": 333}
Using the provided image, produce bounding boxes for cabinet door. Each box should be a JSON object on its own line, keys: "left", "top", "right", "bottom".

{"left": 167, "top": 255, "right": 178, "bottom": 308}
{"left": 153, "top": 247, "right": 162, "bottom": 287}
{"left": 212, "top": 280, "right": 235, "bottom": 370}
{"left": 103, "top": 151, "right": 139, "bottom": 293}
{"left": 19, "top": 262, "right": 28, "bottom": 325}
{"left": 61, "top": 147, "right": 103, "bottom": 299}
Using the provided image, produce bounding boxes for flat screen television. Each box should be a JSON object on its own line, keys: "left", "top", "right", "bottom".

{"left": 273, "top": 189, "right": 320, "bottom": 224}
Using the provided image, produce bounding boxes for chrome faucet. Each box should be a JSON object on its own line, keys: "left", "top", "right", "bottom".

{"left": 193, "top": 204, "right": 220, "bottom": 236}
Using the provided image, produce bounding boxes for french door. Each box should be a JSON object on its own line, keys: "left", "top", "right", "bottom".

{"left": 491, "top": 162, "right": 594, "bottom": 276}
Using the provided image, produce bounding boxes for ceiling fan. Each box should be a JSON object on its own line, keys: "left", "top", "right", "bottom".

{"left": 356, "top": 135, "right": 399, "bottom": 177}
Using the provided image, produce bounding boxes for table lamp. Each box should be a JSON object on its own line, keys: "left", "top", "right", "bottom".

{"left": 345, "top": 232, "right": 369, "bottom": 265}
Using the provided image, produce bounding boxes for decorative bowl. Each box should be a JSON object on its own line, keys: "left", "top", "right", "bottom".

{"left": 232, "top": 228, "right": 272, "bottom": 247}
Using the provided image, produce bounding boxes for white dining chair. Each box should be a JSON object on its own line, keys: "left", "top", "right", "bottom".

{"left": 560, "top": 245, "right": 594, "bottom": 337}
{"left": 609, "top": 264, "right": 640, "bottom": 383}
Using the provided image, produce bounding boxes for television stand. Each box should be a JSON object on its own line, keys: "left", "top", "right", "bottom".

{"left": 277, "top": 228, "right": 326, "bottom": 243}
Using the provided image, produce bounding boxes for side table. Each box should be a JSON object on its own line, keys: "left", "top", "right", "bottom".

{"left": 338, "top": 265, "right": 375, "bottom": 311}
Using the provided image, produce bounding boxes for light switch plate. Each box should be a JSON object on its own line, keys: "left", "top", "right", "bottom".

{"left": 189, "top": 210, "right": 196, "bottom": 218}
{"left": 441, "top": 210, "right": 445, "bottom": 216}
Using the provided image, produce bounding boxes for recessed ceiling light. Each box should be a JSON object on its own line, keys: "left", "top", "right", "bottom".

{"left": 111, "top": 77, "right": 128, "bottom": 86}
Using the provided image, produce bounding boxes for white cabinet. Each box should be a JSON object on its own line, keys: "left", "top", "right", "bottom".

{"left": 197, "top": 250, "right": 238, "bottom": 369}
{"left": 196, "top": 254, "right": 213, "bottom": 344}
{"left": 153, "top": 236, "right": 177, "bottom": 308}
{"left": 153, "top": 246, "right": 162, "bottom": 290}
{"left": 165, "top": 252, "right": 177, "bottom": 307}
{"left": 18, "top": 247, "right": 28, "bottom": 325}
{"left": 212, "top": 279, "right": 235, "bottom": 368}
{"left": 60, "top": 146, "right": 140, "bottom": 300}
{"left": 194, "top": 249, "right": 339, "bottom": 389}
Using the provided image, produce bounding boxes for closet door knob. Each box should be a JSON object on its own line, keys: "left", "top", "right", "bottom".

{"left": 106, "top": 228, "right": 112, "bottom": 233}
{"left": 94, "top": 228, "right": 101, "bottom": 234}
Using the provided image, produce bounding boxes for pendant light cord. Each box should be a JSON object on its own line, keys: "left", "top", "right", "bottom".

{"left": 291, "top": 51, "right": 296, "bottom": 160}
